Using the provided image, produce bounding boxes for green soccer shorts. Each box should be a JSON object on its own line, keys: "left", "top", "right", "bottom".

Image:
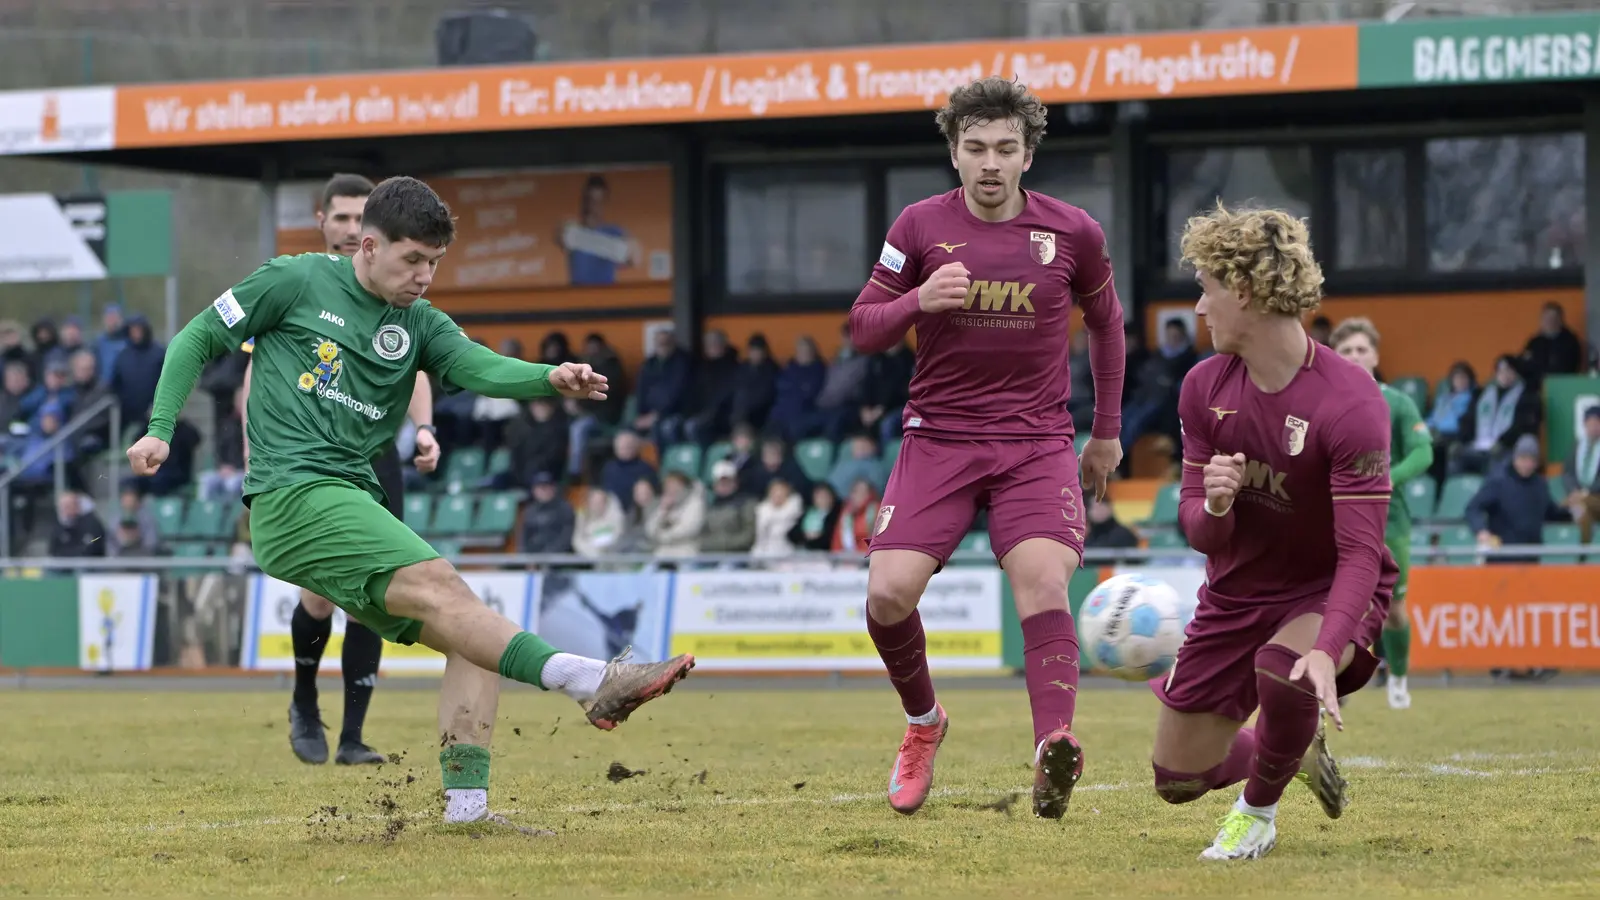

{"left": 249, "top": 478, "right": 439, "bottom": 645}
{"left": 1384, "top": 524, "right": 1411, "bottom": 606}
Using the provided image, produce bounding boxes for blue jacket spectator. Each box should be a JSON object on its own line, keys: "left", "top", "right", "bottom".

{"left": 599, "top": 430, "right": 658, "bottom": 513}
{"left": 19, "top": 359, "right": 76, "bottom": 423}
{"left": 1427, "top": 361, "right": 1477, "bottom": 440}
{"left": 770, "top": 336, "right": 826, "bottom": 432}
{"left": 94, "top": 305, "right": 129, "bottom": 386}
{"left": 633, "top": 330, "right": 691, "bottom": 428}
{"left": 16, "top": 400, "right": 73, "bottom": 483}
{"left": 728, "top": 334, "right": 780, "bottom": 432}
{"left": 828, "top": 433, "right": 888, "bottom": 497}
{"left": 1466, "top": 434, "right": 1568, "bottom": 559}
{"left": 110, "top": 316, "right": 165, "bottom": 427}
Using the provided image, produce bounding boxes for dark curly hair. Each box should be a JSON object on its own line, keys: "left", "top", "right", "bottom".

{"left": 935, "top": 76, "right": 1048, "bottom": 151}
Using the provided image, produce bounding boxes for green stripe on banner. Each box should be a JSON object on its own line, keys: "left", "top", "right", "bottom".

{"left": 0, "top": 577, "right": 81, "bottom": 668}
{"left": 1001, "top": 567, "right": 1106, "bottom": 671}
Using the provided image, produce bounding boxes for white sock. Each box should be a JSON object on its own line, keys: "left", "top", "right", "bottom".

{"left": 907, "top": 704, "right": 941, "bottom": 726}
{"left": 444, "top": 788, "right": 488, "bottom": 824}
{"left": 541, "top": 653, "right": 606, "bottom": 702}
{"left": 1234, "top": 794, "right": 1278, "bottom": 822}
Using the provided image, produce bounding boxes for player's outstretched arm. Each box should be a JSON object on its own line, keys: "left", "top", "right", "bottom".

{"left": 1174, "top": 374, "right": 1236, "bottom": 554}
{"left": 144, "top": 316, "right": 244, "bottom": 443}
{"left": 1072, "top": 218, "right": 1126, "bottom": 442}
{"left": 849, "top": 209, "right": 958, "bottom": 354}
{"left": 1314, "top": 406, "right": 1393, "bottom": 661}
{"left": 421, "top": 314, "right": 605, "bottom": 402}
{"left": 1389, "top": 392, "right": 1433, "bottom": 487}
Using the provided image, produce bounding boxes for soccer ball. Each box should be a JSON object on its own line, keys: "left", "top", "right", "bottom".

{"left": 1077, "top": 573, "right": 1194, "bottom": 682}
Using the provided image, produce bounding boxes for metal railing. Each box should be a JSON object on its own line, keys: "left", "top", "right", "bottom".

{"left": 0, "top": 394, "right": 120, "bottom": 556}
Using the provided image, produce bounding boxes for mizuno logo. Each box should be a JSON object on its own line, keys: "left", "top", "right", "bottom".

{"left": 934, "top": 242, "right": 967, "bottom": 253}
{"left": 1210, "top": 407, "right": 1237, "bottom": 420}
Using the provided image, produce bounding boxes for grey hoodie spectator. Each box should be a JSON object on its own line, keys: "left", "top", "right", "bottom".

{"left": 94, "top": 305, "right": 129, "bottom": 385}
{"left": 68, "top": 350, "right": 115, "bottom": 453}
{"left": 110, "top": 316, "right": 165, "bottom": 427}
{"left": 700, "top": 460, "right": 756, "bottom": 553}
{"left": 518, "top": 473, "right": 576, "bottom": 554}
{"left": 1467, "top": 434, "right": 1568, "bottom": 562}
{"left": 801, "top": 324, "right": 870, "bottom": 442}
{"left": 827, "top": 433, "right": 887, "bottom": 498}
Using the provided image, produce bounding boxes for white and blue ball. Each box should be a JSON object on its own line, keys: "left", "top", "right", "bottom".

{"left": 1077, "top": 573, "right": 1194, "bottom": 682}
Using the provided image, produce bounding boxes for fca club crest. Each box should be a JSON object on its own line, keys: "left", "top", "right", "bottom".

{"left": 1030, "top": 231, "right": 1056, "bottom": 265}
{"left": 874, "top": 505, "right": 895, "bottom": 536}
{"left": 1284, "top": 414, "right": 1310, "bottom": 457}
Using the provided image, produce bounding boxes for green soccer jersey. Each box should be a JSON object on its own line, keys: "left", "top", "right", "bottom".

{"left": 1379, "top": 381, "right": 1433, "bottom": 532}
{"left": 147, "top": 252, "right": 559, "bottom": 502}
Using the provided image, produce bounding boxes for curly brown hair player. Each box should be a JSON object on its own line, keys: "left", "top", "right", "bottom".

{"left": 1147, "top": 201, "right": 1400, "bottom": 860}
{"left": 850, "top": 75, "right": 1128, "bottom": 820}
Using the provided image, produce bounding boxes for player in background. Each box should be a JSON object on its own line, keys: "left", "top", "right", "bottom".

{"left": 128, "top": 177, "right": 694, "bottom": 827}
{"left": 1151, "top": 203, "right": 1398, "bottom": 861}
{"left": 849, "top": 76, "right": 1126, "bottom": 819}
{"left": 241, "top": 174, "right": 438, "bottom": 767}
{"left": 1329, "top": 317, "right": 1432, "bottom": 710}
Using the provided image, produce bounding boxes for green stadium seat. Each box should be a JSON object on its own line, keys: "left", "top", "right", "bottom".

{"left": 949, "top": 531, "right": 990, "bottom": 566}
{"left": 1146, "top": 530, "right": 1188, "bottom": 550}
{"left": 1434, "top": 475, "right": 1483, "bottom": 521}
{"left": 1409, "top": 527, "right": 1433, "bottom": 558}
{"left": 1547, "top": 475, "right": 1569, "bottom": 507}
{"left": 1402, "top": 476, "right": 1437, "bottom": 521}
{"left": 430, "top": 539, "right": 464, "bottom": 559}
{"left": 701, "top": 441, "right": 733, "bottom": 481}
{"left": 403, "top": 494, "right": 433, "bottom": 532}
{"left": 1541, "top": 523, "right": 1582, "bottom": 564}
{"left": 620, "top": 394, "right": 639, "bottom": 425}
{"left": 1435, "top": 525, "right": 1479, "bottom": 566}
{"left": 1391, "top": 376, "right": 1429, "bottom": 409}
{"left": 793, "top": 438, "right": 836, "bottom": 483}
{"left": 1147, "top": 482, "right": 1180, "bottom": 526}
{"left": 179, "top": 499, "right": 225, "bottom": 540}
{"left": 169, "top": 541, "right": 213, "bottom": 577}
{"left": 430, "top": 494, "right": 474, "bottom": 534}
{"left": 444, "top": 447, "right": 487, "bottom": 490}
{"left": 1074, "top": 433, "right": 1090, "bottom": 456}
{"left": 661, "top": 443, "right": 703, "bottom": 478}
{"left": 883, "top": 438, "right": 903, "bottom": 465}
{"left": 486, "top": 447, "right": 512, "bottom": 478}
{"left": 471, "top": 491, "right": 522, "bottom": 536}
{"left": 151, "top": 497, "right": 186, "bottom": 538}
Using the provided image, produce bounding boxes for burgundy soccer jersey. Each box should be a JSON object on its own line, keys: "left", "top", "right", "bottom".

{"left": 1177, "top": 338, "right": 1398, "bottom": 657}
{"left": 850, "top": 188, "right": 1124, "bottom": 441}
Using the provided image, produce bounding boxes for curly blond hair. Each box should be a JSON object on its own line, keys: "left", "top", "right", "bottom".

{"left": 1328, "top": 316, "right": 1380, "bottom": 350}
{"left": 1179, "top": 202, "right": 1324, "bottom": 316}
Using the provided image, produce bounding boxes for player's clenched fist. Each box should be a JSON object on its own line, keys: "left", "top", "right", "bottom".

{"left": 547, "top": 362, "right": 609, "bottom": 401}
{"left": 127, "top": 435, "right": 170, "bottom": 477}
{"left": 918, "top": 262, "right": 970, "bottom": 313}
{"left": 1203, "top": 452, "right": 1247, "bottom": 515}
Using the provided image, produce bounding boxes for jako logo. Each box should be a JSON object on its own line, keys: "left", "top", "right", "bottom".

{"left": 319, "top": 310, "right": 345, "bottom": 327}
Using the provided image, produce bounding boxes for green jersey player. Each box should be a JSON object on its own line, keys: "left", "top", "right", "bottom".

{"left": 126, "top": 177, "right": 695, "bottom": 828}
{"left": 1330, "top": 317, "right": 1432, "bottom": 710}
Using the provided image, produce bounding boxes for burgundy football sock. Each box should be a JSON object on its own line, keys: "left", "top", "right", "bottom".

{"left": 866, "top": 608, "right": 937, "bottom": 718}
{"left": 1244, "top": 644, "right": 1321, "bottom": 808}
{"left": 1152, "top": 728, "right": 1255, "bottom": 804}
{"left": 1021, "top": 609, "right": 1080, "bottom": 746}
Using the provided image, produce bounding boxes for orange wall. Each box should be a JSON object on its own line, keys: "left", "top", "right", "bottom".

{"left": 1148, "top": 288, "right": 1584, "bottom": 385}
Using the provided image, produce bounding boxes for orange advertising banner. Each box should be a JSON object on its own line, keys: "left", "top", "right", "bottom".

{"left": 1408, "top": 566, "right": 1600, "bottom": 672}
{"left": 276, "top": 166, "right": 673, "bottom": 291}
{"left": 113, "top": 24, "right": 1357, "bottom": 148}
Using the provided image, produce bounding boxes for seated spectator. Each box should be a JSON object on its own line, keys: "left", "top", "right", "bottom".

{"left": 130, "top": 411, "right": 200, "bottom": 497}
{"left": 728, "top": 334, "right": 779, "bottom": 432}
{"left": 599, "top": 430, "right": 657, "bottom": 513}
{"left": 1451, "top": 355, "right": 1541, "bottom": 476}
{"left": 683, "top": 329, "right": 741, "bottom": 445}
{"left": 1067, "top": 329, "right": 1095, "bottom": 435}
{"left": 1466, "top": 434, "right": 1568, "bottom": 564}
{"left": 798, "top": 324, "right": 870, "bottom": 443}
{"left": 470, "top": 338, "right": 529, "bottom": 450}
{"left": 1121, "top": 318, "right": 1196, "bottom": 460}
{"left": 790, "top": 483, "right": 841, "bottom": 552}
{"left": 0, "top": 320, "right": 27, "bottom": 375}
{"left": 645, "top": 471, "right": 706, "bottom": 560}
{"left": 503, "top": 397, "right": 568, "bottom": 489}
{"left": 110, "top": 486, "right": 161, "bottom": 555}
{"left": 740, "top": 435, "right": 811, "bottom": 501}
{"left": 48, "top": 491, "right": 105, "bottom": 560}
{"left": 0, "top": 359, "right": 31, "bottom": 447}
{"left": 1084, "top": 495, "right": 1139, "bottom": 550}
{"left": 617, "top": 478, "right": 659, "bottom": 555}
{"left": 108, "top": 516, "right": 156, "bottom": 558}
{"left": 770, "top": 336, "right": 827, "bottom": 444}
{"left": 831, "top": 478, "right": 880, "bottom": 555}
{"left": 565, "top": 333, "right": 628, "bottom": 478}
{"left": 1562, "top": 405, "right": 1600, "bottom": 543}
{"left": 752, "top": 477, "right": 803, "bottom": 559}
{"left": 700, "top": 460, "right": 756, "bottom": 554}
{"left": 1309, "top": 315, "right": 1333, "bottom": 346}
{"left": 518, "top": 472, "right": 576, "bottom": 555}
{"left": 573, "top": 487, "right": 626, "bottom": 559}
{"left": 15, "top": 401, "right": 76, "bottom": 493}
{"left": 109, "top": 315, "right": 165, "bottom": 429}
{"left": 26, "top": 318, "right": 63, "bottom": 381}
{"left": 827, "top": 433, "right": 887, "bottom": 498}
{"left": 56, "top": 315, "right": 86, "bottom": 361}
{"left": 1519, "top": 301, "right": 1584, "bottom": 387}
{"left": 633, "top": 327, "right": 691, "bottom": 447}
{"left": 1426, "top": 360, "right": 1477, "bottom": 483}
{"left": 861, "top": 339, "right": 914, "bottom": 445}
{"left": 198, "top": 344, "right": 248, "bottom": 426}
{"left": 20, "top": 358, "right": 76, "bottom": 424}
{"left": 724, "top": 422, "right": 760, "bottom": 485}
{"left": 92, "top": 305, "right": 127, "bottom": 384}
{"left": 199, "top": 385, "right": 246, "bottom": 502}
{"left": 67, "top": 350, "right": 114, "bottom": 454}
{"left": 535, "top": 332, "right": 565, "bottom": 366}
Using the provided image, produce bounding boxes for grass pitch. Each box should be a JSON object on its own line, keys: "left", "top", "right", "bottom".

{"left": 0, "top": 682, "right": 1596, "bottom": 897}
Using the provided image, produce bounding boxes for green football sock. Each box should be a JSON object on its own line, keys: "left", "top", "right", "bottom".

{"left": 440, "top": 743, "right": 491, "bottom": 791}
{"left": 498, "top": 631, "right": 560, "bottom": 690}
{"left": 1381, "top": 625, "right": 1411, "bottom": 678}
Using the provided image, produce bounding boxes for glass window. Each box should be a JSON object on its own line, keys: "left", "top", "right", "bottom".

{"left": 1029, "top": 152, "right": 1115, "bottom": 237}
{"left": 724, "top": 168, "right": 868, "bottom": 295}
{"left": 1165, "top": 146, "right": 1314, "bottom": 276}
{"left": 1333, "top": 149, "right": 1407, "bottom": 270}
{"left": 886, "top": 165, "right": 957, "bottom": 222}
{"left": 1425, "top": 133, "right": 1585, "bottom": 272}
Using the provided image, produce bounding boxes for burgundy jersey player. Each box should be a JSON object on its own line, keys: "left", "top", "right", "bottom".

{"left": 1152, "top": 202, "right": 1399, "bottom": 862}
{"left": 848, "top": 76, "right": 1127, "bottom": 821}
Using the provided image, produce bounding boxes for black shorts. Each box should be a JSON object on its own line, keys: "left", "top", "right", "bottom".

{"left": 372, "top": 445, "right": 405, "bottom": 519}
